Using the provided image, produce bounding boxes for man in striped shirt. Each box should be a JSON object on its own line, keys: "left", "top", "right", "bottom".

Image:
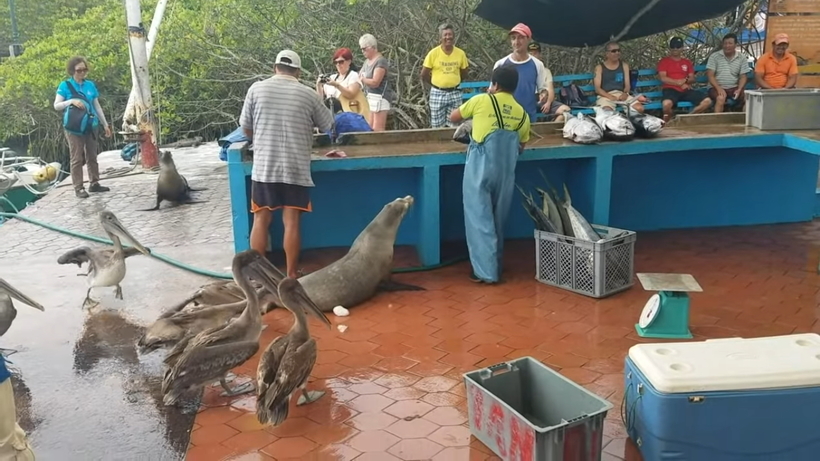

{"left": 240, "top": 50, "right": 335, "bottom": 278}
{"left": 706, "top": 33, "right": 751, "bottom": 113}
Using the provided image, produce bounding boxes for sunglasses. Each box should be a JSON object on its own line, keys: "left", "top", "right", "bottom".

{"left": 608, "top": 49, "right": 621, "bottom": 53}
{"left": 334, "top": 59, "right": 346, "bottom": 64}
{"left": 75, "top": 67, "right": 88, "bottom": 73}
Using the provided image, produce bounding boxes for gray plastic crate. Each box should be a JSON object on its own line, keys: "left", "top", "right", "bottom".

{"left": 534, "top": 224, "right": 636, "bottom": 299}
{"left": 464, "top": 357, "right": 613, "bottom": 461}
{"left": 745, "top": 89, "right": 820, "bottom": 131}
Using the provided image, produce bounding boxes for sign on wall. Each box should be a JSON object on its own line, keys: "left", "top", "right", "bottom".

{"left": 765, "top": 0, "right": 820, "bottom": 87}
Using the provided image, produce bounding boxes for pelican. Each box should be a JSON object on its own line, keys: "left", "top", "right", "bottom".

{"left": 256, "top": 276, "right": 332, "bottom": 426}
{"left": 0, "top": 278, "right": 45, "bottom": 355}
{"left": 160, "top": 250, "right": 283, "bottom": 406}
{"left": 56, "top": 210, "right": 151, "bottom": 307}
{"left": 137, "top": 279, "right": 278, "bottom": 354}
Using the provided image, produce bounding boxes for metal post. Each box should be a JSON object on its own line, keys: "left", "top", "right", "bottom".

{"left": 8, "top": 0, "right": 22, "bottom": 57}
{"left": 124, "top": 0, "right": 159, "bottom": 169}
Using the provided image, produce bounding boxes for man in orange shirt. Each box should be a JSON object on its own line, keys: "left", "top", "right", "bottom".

{"left": 754, "top": 33, "right": 798, "bottom": 89}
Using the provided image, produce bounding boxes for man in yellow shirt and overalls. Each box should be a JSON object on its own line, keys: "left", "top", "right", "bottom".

{"left": 421, "top": 23, "right": 469, "bottom": 128}
{"left": 449, "top": 65, "right": 530, "bottom": 284}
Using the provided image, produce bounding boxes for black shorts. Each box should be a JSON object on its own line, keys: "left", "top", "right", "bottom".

{"left": 662, "top": 88, "right": 708, "bottom": 106}
{"left": 250, "top": 181, "right": 312, "bottom": 213}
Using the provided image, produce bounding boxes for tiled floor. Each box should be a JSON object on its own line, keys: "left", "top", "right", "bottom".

{"left": 186, "top": 221, "right": 820, "bottom": 461}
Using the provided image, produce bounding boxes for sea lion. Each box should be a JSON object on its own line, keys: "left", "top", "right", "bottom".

{"left": 138, "top": 150, "right": 208, "bottom": 211}
{"left": 267, "top": 195, "right": 424, "bottom": 313}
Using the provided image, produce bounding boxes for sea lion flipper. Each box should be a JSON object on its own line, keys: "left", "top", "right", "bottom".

{"left": 377, "top": 280, "right": 426, "bottom": 292}
{"left": 137, "top": 196, "right": 163, "bottom": 212}
{"left": 186, "top": 186, "right": 208, "bottom": 192}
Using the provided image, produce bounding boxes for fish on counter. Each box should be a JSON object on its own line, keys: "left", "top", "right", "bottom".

{"left": 562, "top": 112, "right": 604, "bottom": 144}
{"left": 593, "top": 106, "right": 635, "bottom": 141}
{"left": 627, "top": 108, "right": 665, "bottom": 138}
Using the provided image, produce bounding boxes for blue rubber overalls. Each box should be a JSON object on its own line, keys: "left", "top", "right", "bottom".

{"left": 463, "top": 94, "right": 526, "bottom": 283}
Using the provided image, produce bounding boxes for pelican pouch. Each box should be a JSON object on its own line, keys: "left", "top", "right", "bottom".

{"left": 62, "top": 80, "right": 97, "bottom": 137}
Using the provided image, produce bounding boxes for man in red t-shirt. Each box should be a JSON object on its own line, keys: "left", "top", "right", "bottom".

{"left": 657, "top": 37, "right": 712, "bottom": 122}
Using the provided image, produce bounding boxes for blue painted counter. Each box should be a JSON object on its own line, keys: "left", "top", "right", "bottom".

{"left": 227, "top": 127, "right": 820, "bottom": 266}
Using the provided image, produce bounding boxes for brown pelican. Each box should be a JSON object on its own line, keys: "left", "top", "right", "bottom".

{"left": 0, "top": 278, "right": 45, "bottom": 355}
{"left": 56, "top": 210, "right": 151, "bottom": 307}
{"left": 160, "top": 250, "right": 284, "bottom": 406}
{"left": 256, "top": 278, "right": 333, "bottom": 426}
{"left": 137, "top": 297, "right": 268, "bottom": 354}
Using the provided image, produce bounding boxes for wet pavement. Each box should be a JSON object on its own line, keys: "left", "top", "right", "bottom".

{"left": 0, "top": 143, "right": 233, "bottom": 460}
{"left": 2, "top": 138, "right": 820, "bottom": 460}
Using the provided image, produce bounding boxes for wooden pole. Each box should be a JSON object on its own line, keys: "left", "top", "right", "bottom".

{"left": 124, "top": 0, "right": 159, "bottom": 169}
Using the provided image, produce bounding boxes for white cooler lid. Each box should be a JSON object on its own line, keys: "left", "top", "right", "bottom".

{"left": 628, "top": 333, "right": 820, "bottom": 393}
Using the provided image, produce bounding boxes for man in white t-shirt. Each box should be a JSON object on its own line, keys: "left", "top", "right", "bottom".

{"left": 493, "top": 23, "right": 570, "bottom": 122}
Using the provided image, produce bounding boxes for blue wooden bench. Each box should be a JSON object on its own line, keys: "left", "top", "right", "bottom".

{"left": 460, "top": 64, "right": 756, "bottom": 120}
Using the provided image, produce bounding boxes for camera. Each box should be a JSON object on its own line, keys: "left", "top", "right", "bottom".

{"left": 318, "top": 73, "right": 333, "bottom": 84}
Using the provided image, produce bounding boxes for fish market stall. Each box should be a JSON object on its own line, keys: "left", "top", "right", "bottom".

{"left": 226, "top": 113, "right": 820, "bottom": 266}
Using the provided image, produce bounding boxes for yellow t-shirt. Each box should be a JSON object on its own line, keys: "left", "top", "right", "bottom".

{"left": 458, "top": 92, "right": 531, "bottom": 144}
{"left": 423, "top": 45, "right": 469, "bottom": 89}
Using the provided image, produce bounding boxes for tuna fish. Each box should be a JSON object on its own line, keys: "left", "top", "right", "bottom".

{"left": 627, "top": 110, "right": 665, "bottom": 138}
{"left": 561, "top": 184, "right": 602, "bottom": 242}
{"left": 593, "top": 106, "right": 635, "bottom": 141}
{"left": 562, "top": 112, "right": 604, "bottom": 144}
{"left": 536, "top": 187, "right": 563, "bottom": 237}
{"left": 452, "top": 120, "right": 473, "bottom": 144}
{"left": 516, "top": 185, "right": 559, "bottom": 234}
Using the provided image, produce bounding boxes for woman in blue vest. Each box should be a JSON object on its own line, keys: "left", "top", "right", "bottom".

{"left": 53, "top": 56, "right": 113, "bottom": 199}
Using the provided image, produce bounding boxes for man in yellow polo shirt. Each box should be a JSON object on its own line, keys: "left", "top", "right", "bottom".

{"left": 449, "top": 65, "right": 530, "bottom": 284}
{"left": 754, "top": 33, "right": 798, "bottom": 90}
{"left": 421, "top": 23, "right": 469, "bottom": 128}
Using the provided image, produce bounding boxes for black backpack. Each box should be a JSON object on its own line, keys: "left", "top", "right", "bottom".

{"left": 61, "top": 80, "right": 96, "bottom": 136}
{"left": 558, "top": 83, "right": 589, "bottom": 107}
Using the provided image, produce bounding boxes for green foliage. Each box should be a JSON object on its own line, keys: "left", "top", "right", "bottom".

{"left": 0, "top": 0, "right": 98, "bottom": 48}
{"left": 0, "top": 0, "right": 762, "bottom": 161}
{"left": 0, "top": 0, "right": 134, "bottom": 160}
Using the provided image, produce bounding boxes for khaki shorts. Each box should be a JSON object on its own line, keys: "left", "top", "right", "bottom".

{"left": 596, "top": 90, "right": 640, "bottom": 110}
{"left": 0, "top": 379, "right": 35, "bottom": 461}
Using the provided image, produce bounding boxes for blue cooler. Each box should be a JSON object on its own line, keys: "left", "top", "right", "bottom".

{"left": 623, "top": 333, "right": 820, "bottom": 461}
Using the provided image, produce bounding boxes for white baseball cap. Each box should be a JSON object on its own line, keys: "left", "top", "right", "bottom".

{"left": 275, "top": 50, "right": 302, "bottom": 69}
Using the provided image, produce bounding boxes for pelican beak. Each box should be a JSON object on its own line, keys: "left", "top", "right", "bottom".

{"left": 0, "top": 278, "right": 45, "bottom": 311}
{"left": 104, "top": 215, "right": 151, "bottom": 256}
{"left": 289, "top": 281, "right": 332, "bottom": 329}
{"left": 249, "top": 256, "right": 287, "bottom": 289}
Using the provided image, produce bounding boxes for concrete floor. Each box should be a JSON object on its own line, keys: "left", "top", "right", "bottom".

{"left": 0, "top": 142, "right": 233, "bottom": 460}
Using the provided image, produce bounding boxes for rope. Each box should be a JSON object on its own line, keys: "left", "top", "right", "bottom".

{"left": 0, "top": 211, "right": 468, "bottom": 278}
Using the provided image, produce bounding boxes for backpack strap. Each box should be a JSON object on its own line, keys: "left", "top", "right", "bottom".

{"left": 65, "top": 79, "right": 90, "bottom": 106}
{"left": 489, "top": 93, "right": 527, "bottom": 133}
{"left": 514, "top": 112, "right": 527, "bottom": 131}
{"left": 488, "top": 93, "right": 505, "bottom": 129}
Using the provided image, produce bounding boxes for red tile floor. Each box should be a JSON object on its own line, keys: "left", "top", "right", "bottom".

{"left": 186, "top": 221, "right": 820, "bottom": 460}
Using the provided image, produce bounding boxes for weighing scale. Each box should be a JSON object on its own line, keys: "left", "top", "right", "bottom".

{"left": 635, "top": 273, "right": 703, "bottom": 339}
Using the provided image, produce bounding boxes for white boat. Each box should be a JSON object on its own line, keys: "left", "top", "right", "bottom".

{"left": 1, "top": 147, "right": 63, "bottom": 215}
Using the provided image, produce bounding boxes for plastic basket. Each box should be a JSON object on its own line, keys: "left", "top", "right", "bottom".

{"left": 745, "top": 89, "right": 820, "bottom": 131}
{"left": 464, "top": 357, "right": 613, "bottom": 460}
{"left": 534, "top": 224, "right": 636, "bottom": 299}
